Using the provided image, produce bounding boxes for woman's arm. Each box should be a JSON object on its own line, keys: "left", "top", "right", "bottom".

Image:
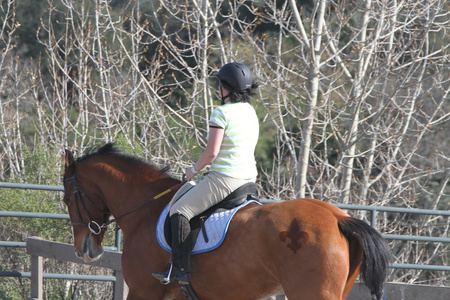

{"left": 185, "top": 123, "right": 224, "bottom": 180}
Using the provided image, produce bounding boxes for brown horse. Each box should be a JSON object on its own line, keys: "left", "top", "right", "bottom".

{"left": 62, "top": 143, "right": 391, "bottom": 300}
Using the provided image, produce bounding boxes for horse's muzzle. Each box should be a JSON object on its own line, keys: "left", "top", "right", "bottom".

{"left": 75, "top": 234, "right": 104, "bottom": 262}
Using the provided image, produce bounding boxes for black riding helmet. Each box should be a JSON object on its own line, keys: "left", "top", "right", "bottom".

{"left": 211, "top": 62, "right": 253, "bottom": 92}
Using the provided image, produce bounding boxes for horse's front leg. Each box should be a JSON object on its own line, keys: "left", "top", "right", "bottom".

{"left": 126, "top": 291, "right": 145, "bottom": 300}
{"left": 124, "top": 278, "right": 185, "bottom": 300}
{"left": 122, "top": 245, "right": 185, "bottom": 299}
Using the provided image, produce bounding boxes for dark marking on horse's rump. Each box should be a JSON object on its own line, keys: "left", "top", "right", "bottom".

{"left": 279, "top": 218, "right": 309, "bottom": 254}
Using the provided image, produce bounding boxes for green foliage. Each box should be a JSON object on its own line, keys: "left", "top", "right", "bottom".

{"left": 0, "top": 277, "right": 26, "bottom": 300}
{"left": 0, "top": 142, "right": 119, "bottom": 298}
{"left": 114, "top": 133, "right": 145, "bottom": 157}
{"left": 0, "top": 144, "right": 69, "bottom": 248}
{"left": 13, "top": 0, "right": 49, "bottom": 58}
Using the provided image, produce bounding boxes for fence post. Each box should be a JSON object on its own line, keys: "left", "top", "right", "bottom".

{"left": 113, "top": 270, "right": 128, "bottom": 300}
{"left": 370, "top": 209, "right": 378, "bottom": 229}
{"left": 28, "top": 254, "right": 43, "bottom": 300}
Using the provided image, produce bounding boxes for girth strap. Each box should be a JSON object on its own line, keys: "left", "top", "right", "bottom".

{"left": 181, "top": 283, "right": 201, "bottom": 300}
{"left": 199, "top": 216, "right": 209, "bottom": 243}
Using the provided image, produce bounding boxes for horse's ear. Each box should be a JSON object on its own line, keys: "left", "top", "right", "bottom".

{"left": 65, "top": 149, "right": 75, "bottom": 176}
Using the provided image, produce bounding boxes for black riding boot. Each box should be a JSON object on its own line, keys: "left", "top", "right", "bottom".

{"left": 152, "top": 213, "right": 191, "bottom": 285}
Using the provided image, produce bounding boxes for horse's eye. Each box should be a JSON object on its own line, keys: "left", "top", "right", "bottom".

{"left": 64, "top": 197, "right": 70, "bottom": 205}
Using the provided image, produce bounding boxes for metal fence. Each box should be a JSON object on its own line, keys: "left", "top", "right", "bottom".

{"left": 1, "top": 182, "right": 449, "bottom": 285}
{"left": 26, "top": 237, "right": 127, "bottom": 300}
{"left": 0, "top": 182, "right": 122, "bottom": 285}
{"left": 324, "top": 203, "right": 449, "bottom": 271}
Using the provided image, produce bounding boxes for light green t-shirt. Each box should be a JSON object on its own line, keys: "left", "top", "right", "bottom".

{"left": 209, "top": 102, "right": 259, "bottom": 179}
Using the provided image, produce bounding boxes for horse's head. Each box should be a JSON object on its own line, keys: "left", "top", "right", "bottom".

{"left": 63, "top": 149, "right": 110, "bottom": 262}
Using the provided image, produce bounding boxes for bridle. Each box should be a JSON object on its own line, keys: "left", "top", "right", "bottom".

{"left": 64, "top": 175, "right": 111, "bottom": 235}
{"left": 64, "top": 175, "right": 187, "bottom": 235}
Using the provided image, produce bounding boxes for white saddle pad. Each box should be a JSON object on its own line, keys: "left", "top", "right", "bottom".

{"left": 156, "top": 200, "right": 260, "bottom": 255}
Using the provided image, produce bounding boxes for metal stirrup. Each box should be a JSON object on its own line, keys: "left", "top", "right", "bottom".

{"left": 161, "top": 263, "right": 173, "bottom": 285}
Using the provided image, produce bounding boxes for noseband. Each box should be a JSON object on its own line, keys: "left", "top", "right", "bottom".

{"left": 64, "top": 176, "right": 110, "bottom": 235}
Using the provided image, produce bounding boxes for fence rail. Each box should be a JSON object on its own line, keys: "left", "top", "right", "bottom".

{"left": 330, "top": 202, "right": 450, "bottom": 271}
{"left": 0, "top": 210, "right": 120, "bottom": 251}
{"left": 0, "top": 182, "right": 64, "bottom": 191}
{"left": 25, "top": 237, "right": 127, "bottom": 300}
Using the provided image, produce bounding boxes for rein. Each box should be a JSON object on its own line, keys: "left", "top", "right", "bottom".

{"left": 106, "top": 180, "right": 187, "bottom": 226}
{"left": 65, "top": 175, "right": 186, "bottom": 235}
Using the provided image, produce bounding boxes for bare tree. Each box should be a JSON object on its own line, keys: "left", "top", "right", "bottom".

{"left": 0, "top": 0, "right": 448, "bottom": 293}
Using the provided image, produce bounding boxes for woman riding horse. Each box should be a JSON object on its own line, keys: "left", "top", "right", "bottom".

{"left": 63, "top": 143, "right": 391, "bottom": 299}
{"left": 152, "top": 62, "right": 260, "bottom": 285}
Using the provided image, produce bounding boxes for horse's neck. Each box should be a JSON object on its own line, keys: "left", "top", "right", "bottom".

{"left": 96, "top": 172, "right": 173, "bottom": 233}
{"left": 83, "top": 158, "right": 176, "bottom": 229}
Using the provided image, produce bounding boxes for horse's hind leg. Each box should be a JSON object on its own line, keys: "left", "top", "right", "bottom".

{"left": 280, "top": 252, "right": 349, "bottom": 300}
{"left": 276, "top": 234, "right": 349, "bottom": 300}
{"left": 282, "top": 281, "right": 345, "bottom": 300}
{"left": 280, "top": 269, "right": 345, "bottom": 300}
{"left": 280, "top": 262, "right": 348, "bottom": 300}
{"left": 262, "top": 199, "right": 352, "bottom": 300}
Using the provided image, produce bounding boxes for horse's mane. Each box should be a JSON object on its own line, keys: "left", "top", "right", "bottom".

{"left": 75, "top": 143, "right": 170, "bottom": 175}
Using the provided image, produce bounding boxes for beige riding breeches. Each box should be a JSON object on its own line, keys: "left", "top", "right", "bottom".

{"left": 169, "top": 171, "right": 255, "bottom": 220}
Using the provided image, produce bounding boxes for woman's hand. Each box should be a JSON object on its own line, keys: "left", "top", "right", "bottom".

{"left": 185, "top": 167, "right": 196, "bottom": 181}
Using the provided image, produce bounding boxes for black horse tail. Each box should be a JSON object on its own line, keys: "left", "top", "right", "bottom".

{"left": 338, "top": 217, "right": 392, "bottom": 300}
